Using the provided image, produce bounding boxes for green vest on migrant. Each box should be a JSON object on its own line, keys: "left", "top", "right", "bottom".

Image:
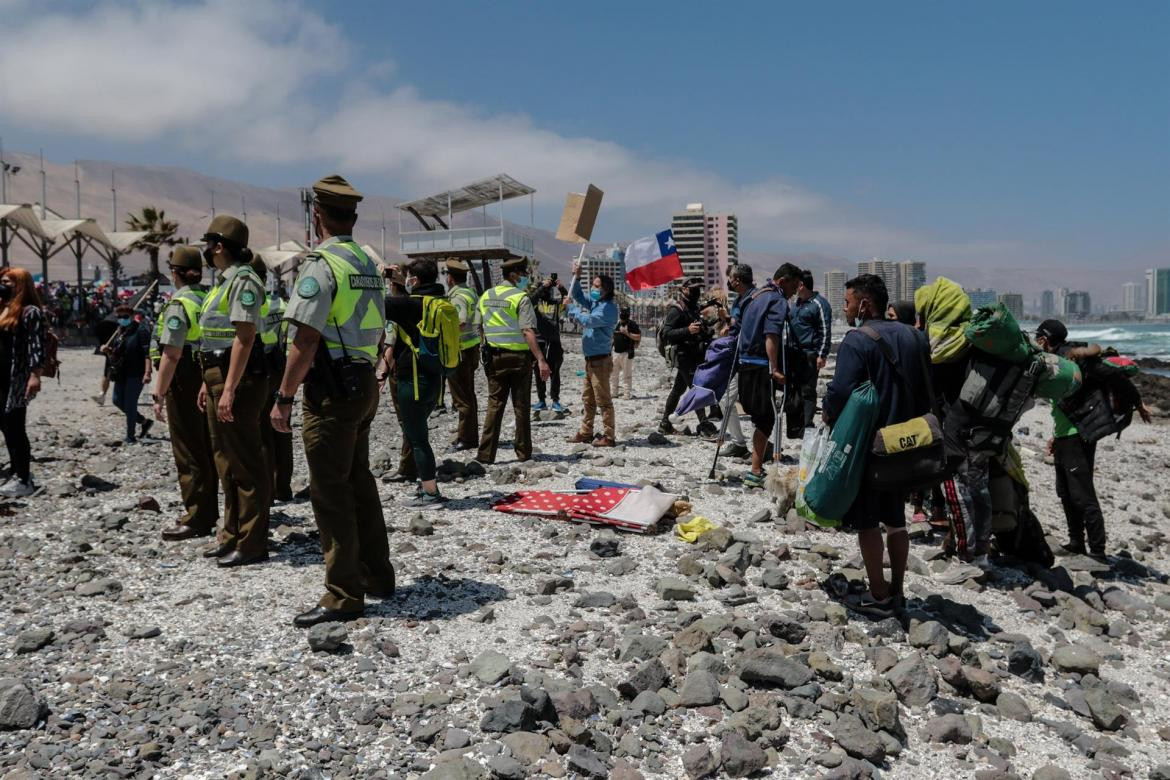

{"left": 314, "top": 241, "right": 386, "bottom": 364}
{"left": 478, "top": 284, "right": 529, "bottom": 351}
{"left": 448, "top": 284, "right": 481, "bottom": 349}
{"left": 199, "top": 265, "right": 262, "bottom": 351}
{"left": 150, "top": 286, "right": 207, "bottom": 361}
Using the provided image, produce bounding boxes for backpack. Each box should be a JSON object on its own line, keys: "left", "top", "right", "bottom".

{"left": 1056, "top": 345, "right": 1142, "bottom": 444}
{"left": 944, "top": 352, "right": 1044, "bottom": 457}
{"left": 396, "top": 295, "right": 460, "bottom": 399}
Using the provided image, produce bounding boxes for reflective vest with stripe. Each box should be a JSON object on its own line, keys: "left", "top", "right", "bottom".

{"left": 260, "top": 294, "right": 287, "bottom": 352}
{"left": 314, "top": 241, "right": 386, "bottom": 363}
{"left": 448, "top": 284, "right": 481, "bottom": 349}
{"left": 199, "top": 265, "right": 262, "bottom": 351}
{"left": 150, "top": 286, "right": 207, "bottom": 360}
{"left": 478, "top": 284, "right": 529, "bottom": 351}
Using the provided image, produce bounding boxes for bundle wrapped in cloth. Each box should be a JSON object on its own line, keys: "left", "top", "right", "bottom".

{"left": 492, "top": 484, "right": 678, "bottom": 534}
{"left": 964, "top": 303, "right": 1033, "bottom": 364}
{"left": 914, "top": 277, "right": 972, "bottom": 364}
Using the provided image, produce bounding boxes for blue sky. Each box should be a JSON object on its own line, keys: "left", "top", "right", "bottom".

{"left": 1, "top": 0, "right": 1167, "bottom": 272}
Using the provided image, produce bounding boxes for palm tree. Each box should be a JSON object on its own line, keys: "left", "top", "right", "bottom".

{"left": 125, "top": 207, "right": 184, "bottom": 281}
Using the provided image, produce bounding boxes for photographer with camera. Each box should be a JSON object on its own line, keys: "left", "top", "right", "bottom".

{"left": 658, "top": 277, "right": 718, "bottom": 436}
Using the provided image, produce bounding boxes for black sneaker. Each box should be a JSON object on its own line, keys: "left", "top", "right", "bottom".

{"left": 1059, "top": 542, "right": 1087, "bottom": 556}
{"left": 656, "top": 421, "right": 675, "bottom": 435}
{"left": 405, "top": 490, "right": 447, "bottom": 509}
{"left": 696, "top": 421, "right": 718, "bottom": 437}
{"left": 720, "top": 443, "right": 750, "bottom": 458}
{"left": 140, "top": 419, "right": 154, "bottom": 438}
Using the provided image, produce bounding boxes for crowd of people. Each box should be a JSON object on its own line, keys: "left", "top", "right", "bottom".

{"left": 0, "top": 173, "right": 1155, "bottom": 629}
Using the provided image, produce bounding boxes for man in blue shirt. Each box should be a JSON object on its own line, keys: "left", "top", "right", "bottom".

{"left": 565, "top": 261, "right": 620, "bottom": 446}
{"left": 725, "top": 264, "right": 789, "bottom": 488}
{"left": 790, "top": 270, "right": 833, "bottom": 433}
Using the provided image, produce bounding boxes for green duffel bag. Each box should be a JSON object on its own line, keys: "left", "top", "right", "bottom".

{"left": 804, "top": 381, "right": 882, "bottom": 523}
{"left": 964, "top": 304, "right": 1033, "bottom": 364}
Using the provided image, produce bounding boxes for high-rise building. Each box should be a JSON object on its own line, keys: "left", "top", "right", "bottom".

{"left": 1147, "top": 268, "right": 1170, "bottom": 316}
{"left": 1065, "top": 291, "right": 1091, "bottom": 318}
{"left": 1121, "top": 282, "right": 1144, "bottom": 313}
{"left": 857, "top": 259, "right": 900, "bottom": 302}
{"left": 582, "top": 243, "right": 629, "bottom": 294}
{"left": 823, "top": 270, "right": 847, "bottom": 321}
{"left": 966, "top": 288, "right": 998, "bottom": 309}
{"left": 1040, "top": 290, "right": 1055, "bottom": 318}
{"left": 997, "top": 293, "right": 1024, "bottom": 321}
{"left": 896, "top": 261, "right": 926, "bottom": 303}
{"left": 1053, "top": 288, "right": 1068, "bottom": 318}
{"left": 670, "top": 203, "right": 738, "bottom": 290}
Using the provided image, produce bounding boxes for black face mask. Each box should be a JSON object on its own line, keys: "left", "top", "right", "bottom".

{"left": 0, "top": 285, "right": 11, "bottom": 302}
{"left": 203, "top": 245, "right": 216, "bottom": 268}
{"left": 686, "top": 288, "right": 701, "bottom": 304}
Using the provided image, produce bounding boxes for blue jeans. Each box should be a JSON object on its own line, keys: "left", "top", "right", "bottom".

{"left": 112, "top": 376, "right": 146, "bottom": 441}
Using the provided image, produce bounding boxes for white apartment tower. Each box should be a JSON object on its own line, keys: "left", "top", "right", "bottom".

{"left": 1121, "top": 282, "right": 1143, "bottom": 313}
{"left": 823, "top": 270, "right": 847, "bottom": 322}
{"left": 670, "top": 203, "right": 738, "bottom": 289}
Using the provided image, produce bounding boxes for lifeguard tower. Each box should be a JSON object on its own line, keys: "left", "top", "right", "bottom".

{"left": 397, "top": 173, "right": 535, "bottom": 290}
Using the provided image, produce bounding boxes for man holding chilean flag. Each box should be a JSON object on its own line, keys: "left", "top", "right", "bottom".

{"left": 624, "top": 229, "right": 684, "bottom": 290}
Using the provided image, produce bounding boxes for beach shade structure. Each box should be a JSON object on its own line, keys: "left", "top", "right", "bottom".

{"left": 1, "top": 203, "right": 145, "bottom": 290}
{"left": 674, "top": 334, "right": 737, "bottom": 416}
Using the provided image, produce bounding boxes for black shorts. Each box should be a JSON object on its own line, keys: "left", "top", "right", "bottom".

{"left": 843, "top": 484, "right": 906, "bottom": 531}
{"left": 737, "top": 364, "right": 778, "bottom": 431}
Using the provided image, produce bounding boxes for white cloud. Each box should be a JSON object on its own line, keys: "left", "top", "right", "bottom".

{"left": 0, "top": 0, "right": 935, "bottom": 255}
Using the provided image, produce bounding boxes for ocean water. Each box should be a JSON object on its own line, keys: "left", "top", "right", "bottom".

{"left": 1022, "top": 322, "right": 1170, "bottom": 360}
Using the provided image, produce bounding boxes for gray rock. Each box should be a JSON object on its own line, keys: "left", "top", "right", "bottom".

{"left": 655, "top": 577, "right": 696, "bottom": 601}
{"left": 631, "top": 689, "right": 666, "bottom": 716}
{"left": 75, "top": 577, "right": 122, "bottom": 597}
{"left": 575, "top": 591, "right": 618, "bottom": 609}
{"left": 421, "top": 758, "right": 488, "bottom": 780}
{"left": 480, "top": 700, "right": 539, "bottom": 733}
{"left": 920, "top": 713, "right": 972, "bottom": 744}
{"left": 0, "top": 680, "right": 45, "bottom": 730}
{"left": 831, "top": 713, "right": 886, "bottom": 763}
{"left": 682, "top": 745, "right": 717, "bottom": 779}
{"left": 1150, "top": 765, "right": 1170, "bottom": 780}
{"left": 1050, "top": 644, "right": 1101, "bottom": 675}
{"left": 996, "top": 691, "right": 1032, "bottom": 723}
{"left": 589, "top": 535, "right": 620, "bottom": 558}
{"left": 739, "top": 650, "right": 814, "bottom": 689}
{"left": 678, "top": 671, "right": 721, "bottom": 708}
{"left": 487, "top": 754, "right": 526, "bottom": 780}
{"left": 962, "top": 666, "right": 1000, "bottom": 703}
{"left": 1031, "top": 766, "right": 1072, "bottom": 780}
{"left": 470, "top": 650, "right": 512, "bottom": 684}
{"left": 549, "top": 689, "right": 597, "bottom": 721}
{"left": 409, "top": 515, "right": 434, "bottom": 536}
{"left": 1082, "top": 686, "right": 1126, "bottom": 731}
{"left": 887, "top": 653, "right": 937, "bottom": 707}
{"left": 760, "top": 567, "right": 789, "bottom": 590}
{"left": 1008, "top": 642, "right": 1044, "bottom": 682}
{"left": 443, "top": 728, "right": 472, "bottom": 750}
{"left": 499, "top": 732, "right": 550, "bottom": 765}
{"left": 852, "top": 687, "right": 901, "bottom": 734}
{"left": 674, "top": 625, "right": 713, "bottom": 656}
{"left": 909, "top": 620, "right": 950, "bottom": 656}
{"left": 762, "top": 614, "right": 807, "bottom": 644}
{"left": 617, "top": 634, "right": 668, "bottom": 661}
{"left": 566, "top": 744, "right": 609, "bottom": 778}
{"left": 306, "top": 623, "right": 347, "bottom": 653}
{"left": 719, "top": 731, "right": 768, "bottom": 777}
{"left": 128, "top": 625, "right": 161, "bottom": 640}
{"left": 14, "top": 629, "right": 53, "bottom": 654}
{"left": 618, "top": 659, "right": 669, "bottom": 700}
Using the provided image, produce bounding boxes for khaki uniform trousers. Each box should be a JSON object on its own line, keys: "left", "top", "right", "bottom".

{"left": 477, "top": 350, "right": 533, "bottom": 463}
{"left": 448, "top": 345, "right": 480, "bottom": 448}
{"left": 263, "top": 370, "right": 295, "bottom": 501}
{"left": 611, "top": 352, "right": 634, "bottom": 398}
{"left": 580, "top": 354, "right": 616, "bottom": 439}
{"left": 166, "top": 354, "right": 218, "bottom": 531}
{"left": 302, "top": 370, "right": 394, "bottom": 612}
{"left": 203, "top": 365, "right": 270, "bottom": 557}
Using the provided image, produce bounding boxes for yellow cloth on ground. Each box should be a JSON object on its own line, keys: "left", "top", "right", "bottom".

{"left": 675, "top": 516, "right": 718, "bottom": 543}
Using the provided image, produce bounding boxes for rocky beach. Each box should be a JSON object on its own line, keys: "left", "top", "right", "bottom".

{"left": 1, "top": 346, "right": 1169, "bottom": 780}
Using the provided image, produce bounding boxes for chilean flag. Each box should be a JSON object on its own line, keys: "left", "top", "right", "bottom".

{"left": 625, "top": 229, "right": 684, "bottom": 291}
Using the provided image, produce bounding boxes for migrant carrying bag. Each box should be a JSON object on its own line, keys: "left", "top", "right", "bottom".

{"left": 858, "top": 326, "right": 949, "bottom": 493}
{"left": 944, "top": 352, "right": 1045, "bottom": 456}
{"left": 1056, "top": 346, "right": 1143, "bottom": 444}
{"left": 804, "top": 381, "right": 881, "bottom": 522}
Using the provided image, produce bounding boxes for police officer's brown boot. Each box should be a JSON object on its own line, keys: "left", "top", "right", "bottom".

{"left": 293, "top": 606, "right": 363, "bottom": 628}
{"left": 202, "top": 541, "right": 233, "bottom": 558}
{"left": 161, "top": 524, "right": 211, "bottom": 541}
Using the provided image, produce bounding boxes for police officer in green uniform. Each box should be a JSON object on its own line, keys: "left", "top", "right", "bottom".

{"left": 271, "top": 174, "right": 395, "bottom": 627}
{"left": 477, "top": 257, "right": 550, "bottom": 464}
{"left": 150, "top": 246, "right": 219, "bottom": 542}
{"left": 250, "top": 257, "right": 295, "bottom": 503}
{"left": 197, "top": 215, "right": 270, "bottom": 567}
{"left": 443, "top": 258, "right": 482, "bottom": 451}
